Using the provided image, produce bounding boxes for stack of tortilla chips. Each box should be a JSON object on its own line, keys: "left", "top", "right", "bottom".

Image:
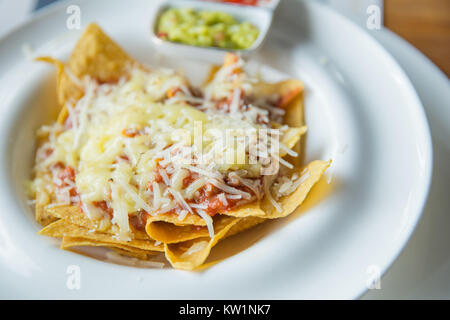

{"left": 33, "top": 24, "right": 330, "bottom": 270}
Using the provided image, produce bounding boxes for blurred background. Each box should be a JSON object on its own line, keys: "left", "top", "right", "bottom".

{"left": 0, "top": 0, "right": 448, "bottom": 76}
{"left": 383, "top": 0, "right": 449, "bottom": 76}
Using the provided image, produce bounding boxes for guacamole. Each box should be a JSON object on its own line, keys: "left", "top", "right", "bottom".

{"left": 156, "top": 8, "right": 259, "bottom": 50}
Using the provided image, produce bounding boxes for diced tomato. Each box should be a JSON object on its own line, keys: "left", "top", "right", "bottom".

{"left": 154, "top": 167, "right": 164, "bottom": 183}
{"left": 190, "top": 183, "right": 242, "bottom": 216}
{"left": 50, "top": 161, "right": 65, "bottom": 171}
{"left": 53, "top": 165, "right": 79, "bottom": 204}
{"left": 214, "top": 32, "right": 225, "bottom": 44}
{"left": 206, "top": 196, "right": 226, "bottom": 215}
{"left": 219, "top": 0, "right": 259, "bottom": 5}
{"left": 182, "top": 172, "right": 199, "bottom": 188}
{"left": 122, "top": 127, "right": 138, "bottom": 137}
{"left": 64, "top": 117, "right": 73, "bottom": 129}
{"left": 93, "top": 200, "right": 113, "bottom": 219}
{"left": 129, "top": 211, "right": 149, "bottom": 231}
{"left": 157, "top": 32, "right": 168, "bottom": 39}
{"left": 276, "top": 88, "right": 302, "bottom": 108}
{"left": 119, "top": 155, "right": 129, "bottom": 161}
{"left": 148, "top": 163, "right": 170, "bottom": 191}
{"left": 44, "top": 148, "right": 54, "bottom": 157}
{"left": 58, "top": 166, "right": 75, "bottom": 183}
{"left": 256, "top": 113, "right": 269, "bottom": 125}
{"left": 166, "top": 87, "right": 181, "bottom": 98}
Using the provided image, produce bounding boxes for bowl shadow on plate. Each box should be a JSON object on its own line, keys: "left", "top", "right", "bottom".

{"left": 260, "top": 0, "right": 312, "bottom": 65}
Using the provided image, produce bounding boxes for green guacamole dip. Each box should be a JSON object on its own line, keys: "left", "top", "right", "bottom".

{"left": 156, "top": 8, "right": 260, "bottom": 50}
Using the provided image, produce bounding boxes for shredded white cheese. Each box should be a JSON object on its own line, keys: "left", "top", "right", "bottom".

{"left": 33, "top": 60, "right": 301, "bottom": 238}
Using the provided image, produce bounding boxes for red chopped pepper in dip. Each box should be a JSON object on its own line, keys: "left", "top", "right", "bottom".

{"left": 215, "top": 0, "right": 260, "bottom": 5}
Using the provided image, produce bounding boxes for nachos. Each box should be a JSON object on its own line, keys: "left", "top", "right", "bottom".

{"left": 29, "top": 24, "right": 330, "bottom": 270}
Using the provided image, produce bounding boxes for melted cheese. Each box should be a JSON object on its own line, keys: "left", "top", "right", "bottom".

{"left": 34, "top": 64, "right": 298, "bottom": 237}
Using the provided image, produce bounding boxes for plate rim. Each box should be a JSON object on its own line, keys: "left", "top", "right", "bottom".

{"left": 362, "top": 27, "right": 449, "bottom": 299}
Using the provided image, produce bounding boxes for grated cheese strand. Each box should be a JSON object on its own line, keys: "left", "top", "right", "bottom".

{"left": 197, "top": 209, "right": 215, "bottom": 238}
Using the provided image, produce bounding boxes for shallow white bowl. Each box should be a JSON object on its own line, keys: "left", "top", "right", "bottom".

{"left": 0, "top": 0, "right": 432, "bottom": 299}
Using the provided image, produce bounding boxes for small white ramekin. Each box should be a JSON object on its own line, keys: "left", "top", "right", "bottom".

{"left": 149, "top": 0, "right": 280, "bottom": 63}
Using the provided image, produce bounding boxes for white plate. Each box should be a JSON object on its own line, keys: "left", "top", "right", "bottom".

{"left": 363, "top": 29, "right": 450, "bottom": 299}
{"left": 0, "top": 0, "right": 432, "bottom": 299}
{"left": 149, "top": 0, "right": 279, "bottom": 63}
{"left": 0, "top": 0, "right": 35, "bottom": 38}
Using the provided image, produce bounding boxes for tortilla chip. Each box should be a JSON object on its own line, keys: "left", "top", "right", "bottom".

{"left": 164, "top": 215, "right": 240, "bottom": 270}
{"left": 46, "top": 205, "right": 149, "bottom": 240}
{"left": 164, "top": 161, "right": 328, "bottom": 270}
{"left": 147, "top": 201, "right": 268, "bottom": 244}
{"left": 35, "top": 202, "right": 58, "bottom": 226}
{"left": 224, "top": 52, "right": 240, "bottom": 67}
{"left": 109, "top": 247, "right": 158, "bottom": 260}
{"left": 61, "top": 236, "right": 159, "bottom": 259}
{"left": 280, "top": 126, "right": 307, "bottom": 158}
{"left": 204, "top": 59, "right": 303, "bottom": 111}
{"left": 146, "top": 200, "right": 268, "bottom": 243}
{"left": 204, "top": 59, "right": 305, "bottom": 167}
{"left": 260, "top": 160, "right": 331, "bottom": 218}
{"left": 33, "top": 184, "right": 57, "bottom": 226}
{"left": 224, "top": 216, "right": 266, "bottom": 238}
{"left": 68, "top": 23, "right": 134, "bottom": 84}
{"left": 280, "top": 82, "right": 304, "bottom": 167}
{"left": 146, "top": 212, "right": 206, "bottom": 226}
{"left": 283, "top": 88, "right": 304, "bottom": 126}
{"left": 35, "top": 56, "right": 84, "bottom": 110}
{"left": 144, "top": 212, "right": 209, "bottom": 243}
{"left": 222, "top": 160, "right": 330, "bottom": 219}
{"left": 146, "top": 208, "right": 256, "bottom": 244}
{"left": 253, "top": 79, "right": 305, "bottom": 166}
{"left": 37, "top": 23, "right": 136, "bottom": 125}
{"left": 252, "top": 79, "right": 304, "bottom": 109}
{"left": 164, "top": 215, "right": 265, "bottom": 270}
{"left": 223, "top": 201, "right": 266, "bottom": 218}
{"left": 146, "top": 220, "right": 209, "bottom": 244}
{"left": 204, "top": 65, "right": 221, "bottom": 86}
{"left": 39, "top": 219, "right": 162, "bottom": 252}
